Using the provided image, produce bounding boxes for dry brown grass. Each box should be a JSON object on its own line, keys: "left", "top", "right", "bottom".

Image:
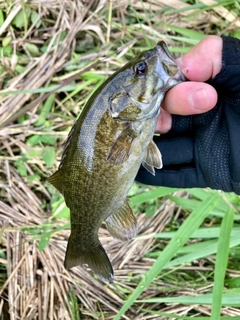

{"left": 1, "top": 0, "right": 240, "bottom": 319}
{"left": 0, "top": 177, "right": 178, "bottom": 319}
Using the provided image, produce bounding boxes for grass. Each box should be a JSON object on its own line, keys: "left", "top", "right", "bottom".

{"left": 0, "top": 0, "right": 240, "bottom": 319}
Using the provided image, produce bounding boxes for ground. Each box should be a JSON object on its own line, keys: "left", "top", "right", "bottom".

{"left": 0, "top": 1, "right": 240, "bottom": 319}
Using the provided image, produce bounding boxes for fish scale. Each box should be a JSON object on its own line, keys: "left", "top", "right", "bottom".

{"left": 48, "top": 41, "right": 185, "bottom": 281}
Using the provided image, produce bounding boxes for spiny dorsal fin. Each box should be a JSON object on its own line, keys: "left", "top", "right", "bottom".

{"left": 48, "top": 122, "right": 77, "bottom": 193}
{"left": 59, "top": 121, "right": 77, "bottom": 168}
{"left": 105, "top": 200, "right": 137, "bottom": 241}
{"left": 47, "top": 169, "right": 63, "bottom": 194}
{"left": 64, "top": 235, "right": 114, "bottom": 282}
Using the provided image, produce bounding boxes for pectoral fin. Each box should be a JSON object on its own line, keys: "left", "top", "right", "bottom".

{"left": 105, "top": 200, "right": 137, "bottom": 241}
{"left": 142, "top": 140, "right": 163, "bottom": 176}
{"left": 107, "top": 125, "right": 138, "bottom": 164}
{"left": 142, "top": 162, "right": 156, "bottom": 176}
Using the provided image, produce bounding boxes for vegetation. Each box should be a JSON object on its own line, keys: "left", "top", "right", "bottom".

{"left": 0, "top": 0, "right": 240, "bottom": 319}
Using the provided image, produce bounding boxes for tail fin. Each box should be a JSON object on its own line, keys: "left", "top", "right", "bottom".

{"left": 64, "top": 235, "right": 114, "bottom": 282}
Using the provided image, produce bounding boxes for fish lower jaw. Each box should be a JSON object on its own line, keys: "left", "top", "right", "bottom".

{"left": 166, "top": 78, "right": 182, "bottom": 88}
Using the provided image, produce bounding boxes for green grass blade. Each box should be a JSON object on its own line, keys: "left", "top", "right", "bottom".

{"left": 165, "top": 234, "right": 240, "bottom": 269}
{"left": 166, "top": 25, "right": 206, "bottom": 41}
{"left": 211, "top": 207, "right": 235, "bottom": 319}
{"left": 141, "top": 308, "right": 239, "bottom": 320}
{"left": 35, "top": 94, "right": 55, "bottom": 127}
{"left": 154, "top": 227, "right": 240, "bottom": 239}
{"left": 0, "top": 83, "right": 77, "bottom": 95}
{"left": 137, "top": 291, "right": 240, "bottom": 306}
{"left": 130, "top": 186, "right": 179, "bottom": 206}
{"left": 113, "top": 193, "right": 220, "bottom": 320}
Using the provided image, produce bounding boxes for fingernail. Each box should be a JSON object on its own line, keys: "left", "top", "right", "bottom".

{"left": 189, "top": 88, "right": 209, "bottom": 111}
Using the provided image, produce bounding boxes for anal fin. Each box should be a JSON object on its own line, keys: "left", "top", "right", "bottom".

{"left": 64, "top": 235, "right": 113, "bottom": 282}
{"left": 105, "top": 200, "right": 137, "bottom": 241}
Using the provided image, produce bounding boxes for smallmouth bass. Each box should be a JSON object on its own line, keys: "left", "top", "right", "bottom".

{"left": 48, "top": 42, "right": 184, "bottom": 282}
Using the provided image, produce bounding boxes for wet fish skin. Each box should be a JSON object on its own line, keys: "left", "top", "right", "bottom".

{"left": 48, "top": 41, "right": 184, "bottom": 282}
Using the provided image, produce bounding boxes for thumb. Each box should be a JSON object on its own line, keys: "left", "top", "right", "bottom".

{"left": 177, "top": 35, "right": 223, "bottom": 81}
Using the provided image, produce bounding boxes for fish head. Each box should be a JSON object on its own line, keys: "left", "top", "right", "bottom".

{"left": 109, "top": 41, "right": 185, "bottom": 121}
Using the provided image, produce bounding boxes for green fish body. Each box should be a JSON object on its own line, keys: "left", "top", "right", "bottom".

{"left": 48, "top": 42, "right": 184, "bottom": 281}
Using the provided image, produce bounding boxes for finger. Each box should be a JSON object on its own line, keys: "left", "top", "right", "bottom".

{"left": 161, "top": 81, "right": 218, "bottom": 116}
{"left": 156, "top": 108, "right": 172, "bottom": 133}
{"left": 177, "top": 35, "right": 223, "bottom": 81}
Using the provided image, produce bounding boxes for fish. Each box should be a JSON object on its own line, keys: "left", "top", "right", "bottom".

{"left": 48, "top": 41, "right": 185, "bottom": 282}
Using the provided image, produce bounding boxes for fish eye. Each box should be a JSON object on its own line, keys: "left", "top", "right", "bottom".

{"left": 134, "top": 61, "right": 148, "bottom": 76}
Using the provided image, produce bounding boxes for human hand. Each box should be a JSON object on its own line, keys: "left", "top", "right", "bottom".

{"left": 136, "top": 35, "right": 240, "bottom": 194}
{"left": 157, "top": 35, "right": 222, "bottom": 133}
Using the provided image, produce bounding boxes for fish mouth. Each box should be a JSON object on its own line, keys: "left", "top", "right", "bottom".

{"left": 156, "top": 41, "right": 185, "bottom": 83}
{"left": 128, "top": 45, "right": 185, "bottom": 121}
{"left": 174, "top": 68, "right": 186, "bottom": 82}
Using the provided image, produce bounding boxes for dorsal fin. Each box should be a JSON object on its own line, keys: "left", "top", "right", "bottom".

{"left": 59, "top": 121, "right": 77, "bottom": 168}
{"left": 48, "top": 122, "right": 76, "bottom": 193}
{"left": 47, "top": 169, "right": 63, "bottom": 194}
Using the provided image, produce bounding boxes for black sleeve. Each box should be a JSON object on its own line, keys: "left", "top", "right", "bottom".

{"left": 136, "top": 36, "right": 240, "bottom": 194}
